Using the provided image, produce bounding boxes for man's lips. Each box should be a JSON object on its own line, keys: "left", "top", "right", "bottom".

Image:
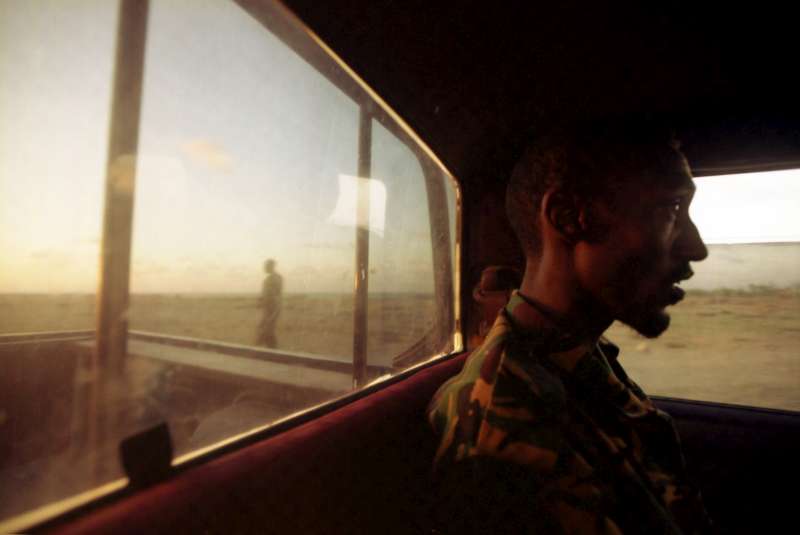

{"left": 666, "top": 267, "right": 693, "bottom": 305}
{"left": 668, "top": 284, "right": 685, "bottom": 305}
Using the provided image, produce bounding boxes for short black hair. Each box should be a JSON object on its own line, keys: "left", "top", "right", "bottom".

{"left": 506, "top": 118, "right": 685, "bottom": 256}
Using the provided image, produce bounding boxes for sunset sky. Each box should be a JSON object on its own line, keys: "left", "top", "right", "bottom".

{"left": 1, "top": 0, "right": 797, "bottom": 295}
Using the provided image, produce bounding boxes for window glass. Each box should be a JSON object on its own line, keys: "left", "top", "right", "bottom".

{"left": 367, "top": 119, "right": 436, "bottom": 366}
{"left": 129, "top": 0, "right": 364, "bottom": 457}
{"left": 611, "top": 169, "right": 800, "bottom": 411}
{"left": 0, "top": 0, "right": 459, "bottom": 528}
{"left": 0, "top": 0, "right": 117, "bottom": 523}
{"left": 0, "top": 0, "right": 115, "bottom": 330}
{"left": 131, "top": 0, "right": 359, "bottom": 350}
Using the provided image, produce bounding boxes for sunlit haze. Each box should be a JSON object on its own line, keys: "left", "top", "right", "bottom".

{"left": 1, "top": 0, "right": 440, "bottom": 295}
{"left": 1, "top": 1, "right": 798, "bottom": 295}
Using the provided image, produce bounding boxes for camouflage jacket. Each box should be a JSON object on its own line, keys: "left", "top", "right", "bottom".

{"left": 427, "top": 291, "right": 712, "bottom": 534}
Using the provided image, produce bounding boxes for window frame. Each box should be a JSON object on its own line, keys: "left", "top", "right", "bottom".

{"left": 0, "top": 0, "right": 463, "bottom": 531}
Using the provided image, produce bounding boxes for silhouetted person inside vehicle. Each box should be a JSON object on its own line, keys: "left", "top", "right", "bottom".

{"left": 428, "top": 119, "right": 714, "bottom": 534}
{"left": 256, "top": 258, "right": 283, "bottom": 348}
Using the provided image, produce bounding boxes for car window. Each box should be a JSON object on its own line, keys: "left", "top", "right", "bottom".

{"left": 0, "top": 0, "right": 460, "bottom": 529}
{"left": 609, "top": 169, "right": 800, "bottom": 412}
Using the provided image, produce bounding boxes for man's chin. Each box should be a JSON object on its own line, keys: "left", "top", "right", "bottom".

{"left": 621, "top": 308, "right": 671, "bottom": 339}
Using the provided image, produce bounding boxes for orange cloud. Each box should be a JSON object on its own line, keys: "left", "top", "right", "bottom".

{"left": 180, "top": 140, "right": 233, "bottom": 172}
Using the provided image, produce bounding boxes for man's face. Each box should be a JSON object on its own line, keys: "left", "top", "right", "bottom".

{"left": 574, "top": 155, "right": 708, "bottom": 338}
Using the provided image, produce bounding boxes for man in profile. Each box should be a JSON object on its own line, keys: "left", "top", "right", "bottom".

{"left": 256, "top": 258, "right": 283, "bottom": 348}
{"left": 428, "top": 120, "right": 713, "bottom": 533}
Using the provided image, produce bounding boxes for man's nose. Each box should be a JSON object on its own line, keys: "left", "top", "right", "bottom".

{"left": 677, "top": 218, "right": 708, "bottom": 262}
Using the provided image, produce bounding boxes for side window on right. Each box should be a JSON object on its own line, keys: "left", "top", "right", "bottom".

{"left": 609, "top": 169, "right": 800, "bottom": 411}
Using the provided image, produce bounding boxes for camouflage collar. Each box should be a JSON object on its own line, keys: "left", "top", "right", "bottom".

{"left": 503, "top": 290, "right": 598, "bottom": 356}
{"left": 503, "top": 290, "right": 647, "bottom": 415}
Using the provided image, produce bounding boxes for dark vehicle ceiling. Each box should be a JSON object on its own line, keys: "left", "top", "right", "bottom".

{"left": 283, "top": 0, "right": 800, "bottom": 185}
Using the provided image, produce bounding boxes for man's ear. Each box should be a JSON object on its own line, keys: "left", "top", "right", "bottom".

{"left": 543, "top": 189, "right": 609, "bottom": 243}
{"left": 542, "top": 188, "right": 581, "bottom": 242}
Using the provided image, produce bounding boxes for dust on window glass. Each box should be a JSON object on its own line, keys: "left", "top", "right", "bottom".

{"left": 0, "top": 0, "right": 459, "bottom": 528}
{"left": 0, "top": 0, "right": 118, "bottom": 523}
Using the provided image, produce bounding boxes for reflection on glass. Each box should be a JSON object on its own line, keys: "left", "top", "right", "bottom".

{"left": 612, "top": 170, "right": 800, "bottom": 411}
{"left": 0, "top": 0, "right": 459, "bottom": 528}
{"left": 129, "top": 0, "right": 364, "bottom": 459}
{"left": 329, "top": 175, "right": 388, "bottom": 235}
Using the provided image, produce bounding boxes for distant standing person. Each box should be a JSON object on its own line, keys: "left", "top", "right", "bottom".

{"left": 256, "top": 259, "right": 283, "bottom": 348}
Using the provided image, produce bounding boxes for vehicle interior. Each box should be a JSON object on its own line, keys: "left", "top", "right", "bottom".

{"left": 1, "top": 0, "right": 799, "bottom": 534}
